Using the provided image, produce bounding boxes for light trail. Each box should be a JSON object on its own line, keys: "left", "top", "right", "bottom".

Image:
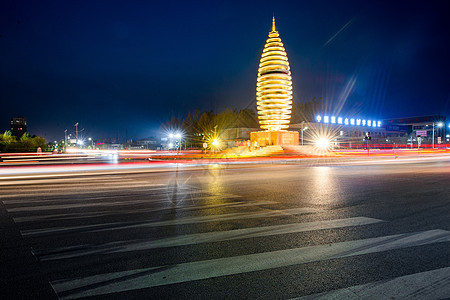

{"left": 0, "top": 152, "right": 449, "bottom": 180}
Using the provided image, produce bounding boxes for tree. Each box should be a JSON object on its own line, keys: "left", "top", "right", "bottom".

{"left": 0, "top": 131, "right": 15, "bottom": 144}
{"left": 291, "top": 97, "right": 324, "bottom": 123}
{"left": 32, "top": 136, "right": 47, "bottom": 151}
{"left": 0, "top": 131, "right": 46, "bottom": 153}
{"left": 20, "top": 133, "right": 34, "bottom": 152}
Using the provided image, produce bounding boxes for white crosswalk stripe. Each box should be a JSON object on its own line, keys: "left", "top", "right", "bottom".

{"left": 294, "top": 267, "right": 450, "bottom": 300}
{"left": 12, "top": 200, "right": 271, "bottom": 223}
{"left": 35, "top": 217, "right": 383, "bottom": 261}
{"left": 19, "top": 207, "right": 322, "bottom": 237}
{"left": 6, "top": 193, "right": 244, "bottom": 214}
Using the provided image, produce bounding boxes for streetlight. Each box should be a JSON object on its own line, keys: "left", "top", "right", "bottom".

{"left": 174, "top": 133, "right": 182, "bottom": 154}
{"left": 301, "top": 121, "right": 308, "bottom": 146}
{"left": 74, "top": 122, "right": 79, "bottom": 142}
{"left": 64, "top": 129, "right": 67, "bottom": 150}
{"left": 432, "top": 122, "right": 444, "bottom": 149}
{"left": 168, "top": 131, "right": 182, "bottom": 155}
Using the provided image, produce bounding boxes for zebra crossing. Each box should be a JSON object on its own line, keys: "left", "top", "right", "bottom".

{"left": 2, "top": 178, "right": 449, "bottom": 299}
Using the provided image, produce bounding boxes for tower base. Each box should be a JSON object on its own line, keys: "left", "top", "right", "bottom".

{"left": 250, "top": 130, "right": 299, "bottom": 147}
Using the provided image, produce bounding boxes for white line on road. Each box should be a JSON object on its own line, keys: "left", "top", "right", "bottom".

{"left": 0, "top": 176, "right": 128, "bottom": 186}
{"left": 50, "top": 229, "right": 450, "bottom": 299}
{"left": 12, "top": 200, "right": 274, "bottom": 223}
{"left": 293, "top": 267, "right": 450, "bottom": 300}
{"left": 7, "top": 198, "right": 171, "bottom": 212}
{"left": 6, "top": 191, "right": 240, "bottom": 212}
{"left": 88, "top": 207, "right": 322, "bottom": 233}
{"left": 20, "top": 207, "right": 320, "bottom": 236}
{"left": 37, "top": 217, "right": 382, "bottom": 261}
{"left": 0, "top": 184, "right": 167, "bottom": 198}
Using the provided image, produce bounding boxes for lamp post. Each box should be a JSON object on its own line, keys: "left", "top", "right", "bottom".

{"left": 64, "top": 129, "right": 67, "bottom": 151}
{"left": 174, "top": 133, "right": 182, "bottom": 155}
{"left": 432, "top": 122, "right": 444, "bottom": 149}
{"left": 301, "top": 122, "right": 308, "bottom": 146}
{"left": 74, "top": 122, "right": 79, "bottom": 142}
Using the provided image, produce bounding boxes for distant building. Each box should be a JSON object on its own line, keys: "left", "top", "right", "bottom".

{"left": 384, "top": 115, "right": 446, "bottom": 138}
{"left": 10, "top": 116, "right": 27, "bottom": 137}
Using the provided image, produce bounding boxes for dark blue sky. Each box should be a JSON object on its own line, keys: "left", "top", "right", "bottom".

{"left": 1, "top": 0, "right": 449, "bottom": 141}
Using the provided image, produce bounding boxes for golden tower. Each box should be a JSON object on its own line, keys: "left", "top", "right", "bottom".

{"left": 256, "top": 16, "right": 293, "bottom": 131}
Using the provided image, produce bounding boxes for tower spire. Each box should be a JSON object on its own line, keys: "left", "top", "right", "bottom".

{"left": 272, "top": 15, "right": 276, "bottom": 32}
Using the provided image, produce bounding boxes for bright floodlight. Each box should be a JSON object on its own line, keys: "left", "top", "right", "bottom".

{"left": 175, "top": 133, "right": 182, "bottom": 139}
{"left": 437, "top": 122, "right": 444, "bottom": 127}
{"left": 168, "top": 143, "right": 173, "bottom": 148}
{"left": 315, "top": 138, "right": 330, "bottom": 150}
{"left": 169, "top": 133, "right": 174, "bottom": 138}
{"left": 212, "top": 139, "right": 219, "bottom": 146}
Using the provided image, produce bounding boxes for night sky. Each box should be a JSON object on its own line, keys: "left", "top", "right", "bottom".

{"left": 1, "top": 0, "right": 449, "bottom": 141}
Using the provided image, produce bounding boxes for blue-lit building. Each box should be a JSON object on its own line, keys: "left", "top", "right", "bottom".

{"left": 290, "top": 114, "right": 448, "bottom": 147}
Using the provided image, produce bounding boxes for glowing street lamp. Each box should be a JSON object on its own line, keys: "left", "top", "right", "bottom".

{"left": 315, "top": 138, "right": 330, "bottom": 150}
{"left": 301, "top": 121, "right": 308, "bottom": 145}
{"left": 432, "top": 122, "right": 444, "bottom": 149}
{"left": 168, "top": 131, "right": 183, "bottom": 154}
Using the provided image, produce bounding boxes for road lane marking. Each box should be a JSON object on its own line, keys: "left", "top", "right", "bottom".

{"left": 293, "top": 267, "right": 450, "bottom": 299}
{"left": 12, "top": 200, "right": 275, "bottom": 223}
{"left": 2, "top": 190, "right": 240, "bottom": 205}
{"left": 20, "top": 207, "right": 321, "bottom": 236}
{"left": 36, "top": 217, "right": 383, "bottom": 261}
{"left": 6, "top": 192, "right": 240, "bottom": 212}
{"left": 7, "top": 199, "right": 172, "bottom": 212}
{"left": 88, "top": 207, "right": 321, "bottom": 232}
{"left": 0, "top": 184, "right": 168, "bottom": 198}
{"left": 0, "top": 176, "right": 129, "bottom": 185}
{"left": 50, "top": 229, "right": 450, "bottom": 299}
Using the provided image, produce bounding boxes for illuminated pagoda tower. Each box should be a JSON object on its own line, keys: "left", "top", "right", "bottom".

{"left": 251, "top": 17, "right": 299, "bottom": 146}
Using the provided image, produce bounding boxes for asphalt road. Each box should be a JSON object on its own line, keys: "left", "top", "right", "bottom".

{"left": 1, "top": 156, "right": 449, "bottom": 299}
